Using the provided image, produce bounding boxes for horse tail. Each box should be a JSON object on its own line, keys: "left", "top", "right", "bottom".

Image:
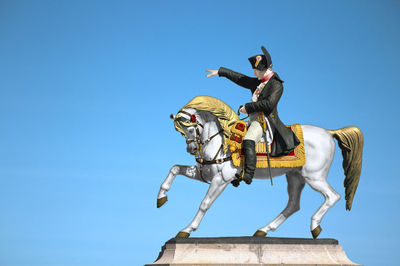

{"left": 328, "top": 126, "right": 364, "bottom": 211}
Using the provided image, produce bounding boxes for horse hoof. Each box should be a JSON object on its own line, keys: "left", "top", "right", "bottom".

{"left": 176, "top": 231, "right": 190, "bottom": 238}
{"left": 157, "top": 196, "right": 168, "bottom": 208}
{"left": 253, "top": 230, "right": 267, "bottom": 237}
{"left": 311, "top": 225, "right": 322, "bottom": 239}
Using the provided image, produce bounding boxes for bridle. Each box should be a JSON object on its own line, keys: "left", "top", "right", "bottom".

{"left": 177, "top": 110, "right": 204, "bottom": 153}
{"left": 176, "top": 110, "right": 232, "bottom": 183}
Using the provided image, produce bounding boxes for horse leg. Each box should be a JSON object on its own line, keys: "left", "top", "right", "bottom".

{"left": 176, "top": 173, "right": 228, "bottom": 237}
{"left": 303, "top": 169, "right": 341, "bottom": 239}
{"left": 254, "top": 170, "right": 305, "bottom": 236}
{"left": 157, "top": 165, "right": 203, "bottom": 208}
{"left": 299, "top": 124, "right": 340, "bottom": 238}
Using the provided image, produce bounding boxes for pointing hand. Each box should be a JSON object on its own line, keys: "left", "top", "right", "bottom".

{"left": 206, "top": 69, "right": 218, "bottom": 78}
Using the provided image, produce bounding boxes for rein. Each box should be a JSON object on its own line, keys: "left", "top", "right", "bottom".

{"left": 194, "top": 131, "right": 231, "bottom": 183}
{"left": 177, "top": 110, "right": 232, "bottom": 183}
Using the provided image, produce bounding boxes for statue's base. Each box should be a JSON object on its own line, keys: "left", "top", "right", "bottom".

{"left": 146, "top": 237, "right": 361, "bottom": 266}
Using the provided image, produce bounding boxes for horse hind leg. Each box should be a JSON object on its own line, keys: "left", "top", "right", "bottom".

{"left": 254, "top": 170, "right": 305, "bottom": 236}
{"left": 304, "top": 169, "right": 341, "bottom": 239}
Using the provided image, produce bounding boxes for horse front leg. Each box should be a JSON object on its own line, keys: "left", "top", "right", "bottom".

{"left": 176, "top": 173, "right": 228, "bottom": 238}
{"left": 157, "top": 165, "right": 203, "bottom": 208}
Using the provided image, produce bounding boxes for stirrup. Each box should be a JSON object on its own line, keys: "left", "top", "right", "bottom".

{"left": 235, "top": 169, "right": 244, "bottom": 181}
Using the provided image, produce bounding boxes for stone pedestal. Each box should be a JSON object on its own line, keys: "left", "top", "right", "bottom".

{"left": 146, "top": 237, "right": 361, "bottom": 266}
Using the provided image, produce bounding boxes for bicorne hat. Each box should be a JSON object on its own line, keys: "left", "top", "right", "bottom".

{"left": 248, "top": 46, "right": 272, "bottom": 70}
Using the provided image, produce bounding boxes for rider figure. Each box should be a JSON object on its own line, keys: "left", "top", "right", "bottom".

{"left": 206, "top": 46, "right": 300, "bottom": 185}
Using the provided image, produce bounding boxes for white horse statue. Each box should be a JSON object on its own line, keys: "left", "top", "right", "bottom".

{"left": 157, "top": 96, "right": 363, "bottom": 239}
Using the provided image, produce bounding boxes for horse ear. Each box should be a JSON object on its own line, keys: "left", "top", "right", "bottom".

{"left": 170, "top": 114, "right": 175, "bottom": 120}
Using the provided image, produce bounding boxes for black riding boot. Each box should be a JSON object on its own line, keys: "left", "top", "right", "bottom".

{"left": 233, "top": 140, "right": 257, "bottom": 186}
{"left": 229, "top": 140, "right": 257, "bottom": 186}
{"left": 242, "top": 140, "right": 257, "bottom": 184}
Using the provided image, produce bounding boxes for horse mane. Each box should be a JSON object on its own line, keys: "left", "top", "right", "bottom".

{"left": 175, "top": 96, "right": 239, "bottom": 152}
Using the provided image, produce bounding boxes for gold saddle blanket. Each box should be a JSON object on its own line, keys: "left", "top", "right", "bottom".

{"left": 230, "top": 123, "right": 306, "bottom": 169}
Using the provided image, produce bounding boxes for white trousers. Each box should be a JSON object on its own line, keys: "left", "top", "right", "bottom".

{"left": 244, "top": 121, "right": 273, "bottom": 145}
{"left": 244, "top": 121, "right": 263, "bottom": 143}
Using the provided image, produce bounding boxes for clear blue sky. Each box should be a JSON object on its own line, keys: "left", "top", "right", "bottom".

{"left": 0, "top": 0, "right": 399, "bottom": 265}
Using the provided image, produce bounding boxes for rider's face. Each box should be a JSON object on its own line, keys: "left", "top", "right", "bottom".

{"left": 253, "top": 69, "right": 266, "bottom": 80}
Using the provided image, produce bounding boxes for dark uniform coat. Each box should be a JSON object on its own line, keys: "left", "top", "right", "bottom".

{"left": 218, "top": 67, "right": 300, "bottom": 157}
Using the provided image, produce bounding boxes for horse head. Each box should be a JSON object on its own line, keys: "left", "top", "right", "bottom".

{"left": 171, "top": 108, "right": 204, "bottom": 155}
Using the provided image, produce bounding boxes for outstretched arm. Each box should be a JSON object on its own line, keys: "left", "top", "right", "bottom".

{"left": 206, "top": 67, "right": 259, "bottom": 90}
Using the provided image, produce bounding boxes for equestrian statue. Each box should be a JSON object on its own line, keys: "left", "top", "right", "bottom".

{"left": 157, "top": 46, "right": 364, "bottom": 239}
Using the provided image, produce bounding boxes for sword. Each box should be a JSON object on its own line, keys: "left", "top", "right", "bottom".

{"left": 264, "top": 121, "right": 273, "bottom": 186}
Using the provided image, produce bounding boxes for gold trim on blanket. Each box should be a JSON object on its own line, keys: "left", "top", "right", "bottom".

{"left": 232, "top": 124, "right": 306, "bottom": 169}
